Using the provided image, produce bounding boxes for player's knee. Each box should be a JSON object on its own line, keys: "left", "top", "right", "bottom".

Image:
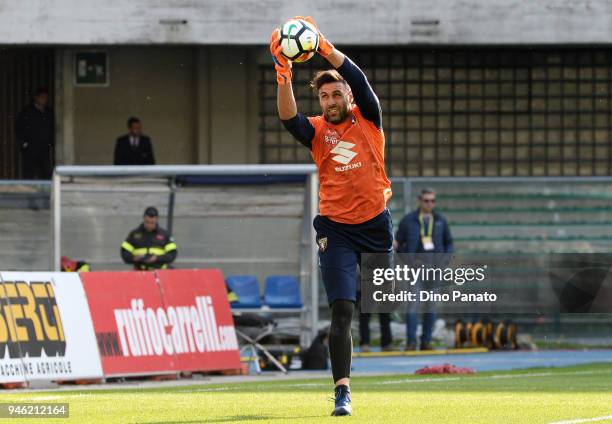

{"left": 330, "top": 300, "right": 354, "bottom": 336}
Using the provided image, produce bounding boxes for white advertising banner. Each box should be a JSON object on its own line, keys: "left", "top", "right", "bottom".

{"left": 0, "top": 272, "right": 103, "bottom": 383}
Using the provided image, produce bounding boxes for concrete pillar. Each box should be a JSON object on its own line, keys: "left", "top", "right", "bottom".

{"left": 195, "top": 48, "right": 212, "bottom": 164}
{"left": 194, "top": 46, "right": 260, "bottom": 164}
{"left": 54, "top": 48, "right": 75, "bottom": 165}
{"left": 209, "top": 47, "right": 249, "bottom": 163}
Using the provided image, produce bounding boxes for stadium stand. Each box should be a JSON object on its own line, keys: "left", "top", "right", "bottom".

{"left": 388, "top": 177, "right": 612, "bottom": 336}
{"left": 389, "top": 178, "right": 612, "bottom": 254}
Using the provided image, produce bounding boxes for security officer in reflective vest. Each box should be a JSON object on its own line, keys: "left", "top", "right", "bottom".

{"left": 121, "top": 206, "right": 177, "bottom": 270}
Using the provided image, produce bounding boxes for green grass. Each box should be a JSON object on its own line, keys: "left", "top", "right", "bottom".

{"left": 1, "top": 363, "right": 611, "bottom": 423}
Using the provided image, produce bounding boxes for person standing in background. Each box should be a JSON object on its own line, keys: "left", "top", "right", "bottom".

{"left": 357, "top": 283, "right": 393, "bottom": 353}
{"left": 15, "top": 87, "right": 55, "bottom": 179}
{"left": 395, "top": 188, "right": 453, "bottom": 351}
{"left": 114, "top": 117, "right": 156, "bottom": 165}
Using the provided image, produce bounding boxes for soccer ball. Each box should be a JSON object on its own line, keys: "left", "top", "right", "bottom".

{"left": 279, "top": 19, "right": 319, "bottom": 63}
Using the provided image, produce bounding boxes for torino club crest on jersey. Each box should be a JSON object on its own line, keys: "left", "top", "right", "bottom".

{"left": 324, "top": 128, "right": 339, "bottom": 145}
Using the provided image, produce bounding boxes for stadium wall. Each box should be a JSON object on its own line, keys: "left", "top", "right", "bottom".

{"left": 2, "top": 0, "right": 612, "bottom": 45}
{"left": 70, "top": 47, "right": 195, "bottom": 165}
{"left": 5, "top": 2, "right": 612, "bottom": 174}
{"left": 8, "top": 43, "right": 612, "bottom": 177}
{"left": 56, "top": 46, "right": 260, "bottom": 166}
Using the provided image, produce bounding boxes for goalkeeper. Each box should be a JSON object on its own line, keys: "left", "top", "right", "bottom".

{"left": 271, "top": 17, "right": 393, "bottom": 417}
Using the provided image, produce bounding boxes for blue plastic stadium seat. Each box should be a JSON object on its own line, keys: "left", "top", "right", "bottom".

{"left": 226, "top": 275, "right": 261, "bottom": 308}
{"left": 264, "top": 275, "right": 303, "bottom": 308}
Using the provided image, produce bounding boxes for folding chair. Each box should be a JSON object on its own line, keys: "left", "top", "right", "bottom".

{"left": 226, "top": 275, "right": 287, "bottom": 373}
{"left": 232, "top": 314, "right": 287, "bottom": 374}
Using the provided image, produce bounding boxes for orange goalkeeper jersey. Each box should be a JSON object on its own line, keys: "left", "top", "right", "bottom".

{"left": 308, "top": 106, "right": 392, "bottom": 224}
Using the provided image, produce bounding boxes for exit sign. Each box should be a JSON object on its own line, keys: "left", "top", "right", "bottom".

{"left": 75, "top": 52, "right": 108, "bottom": 86}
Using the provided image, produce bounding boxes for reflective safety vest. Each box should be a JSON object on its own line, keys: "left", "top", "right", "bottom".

{"left": 121, "top": 224, "right": 177, "bottom": 270}
{"left": 61, "top": 260, "right": 90, "bottom": 272}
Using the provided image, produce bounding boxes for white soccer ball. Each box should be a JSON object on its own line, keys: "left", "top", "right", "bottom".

{"left": 279, "top": 19, "right": 319, "bottom": 63}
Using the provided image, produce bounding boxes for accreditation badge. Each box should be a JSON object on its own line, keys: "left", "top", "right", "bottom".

{"left": 422, "top": 236, "right": 435, "bottom": 251}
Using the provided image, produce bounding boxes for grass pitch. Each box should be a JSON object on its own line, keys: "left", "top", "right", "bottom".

{"left": 1, "top": 363, "right": 611, "bottom": 424}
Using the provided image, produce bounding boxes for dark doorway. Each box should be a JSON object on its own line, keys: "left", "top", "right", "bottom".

{"left": 0, "top": 48, "right": 55, "bottom": 179}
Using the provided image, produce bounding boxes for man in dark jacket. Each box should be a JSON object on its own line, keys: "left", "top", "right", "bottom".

{"left": 395, "top": 188, "right": 453, "bottom": 351}
{"left": 15, "top": 88, "right": 55, "bottom": 179}
{"left": 113, "top": 117, "right": 156, "bottom": 165}
{"left": 121, "top": 207, "right": 177, "bottom": 270}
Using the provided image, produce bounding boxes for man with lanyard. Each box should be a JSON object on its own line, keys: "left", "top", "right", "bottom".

{"left": 271, "top": 16, "right": 393, "bottom": 416}
{"left": 395, "top": 188, "right": 454, "bottom": 350}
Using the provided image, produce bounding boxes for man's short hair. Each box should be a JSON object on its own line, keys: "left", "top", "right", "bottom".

{"left": 419, "top": 188, "right": 436, "bottom": 198}
{"left": 310, "top": 69, "right": 348, "bottom": 93}
{"left": 35, "top": 87, "right": 49, "bottom": 96}
{"left": 127, "top": 117, "right": 141, "bottom": 128}
{"left": 144, "top": 206, "right": 158, "bottom": 217}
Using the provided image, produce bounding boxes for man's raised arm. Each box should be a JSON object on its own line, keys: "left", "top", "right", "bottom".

{"left": 298, "top": 16, "right": 382, "bottom": 129}
{"left": 270, "top": 28, "right": 315, "bottom": 148}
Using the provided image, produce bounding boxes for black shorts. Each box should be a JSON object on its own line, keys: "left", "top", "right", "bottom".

{"left": 314, "top": 209, "right": 393, "bottom": 304}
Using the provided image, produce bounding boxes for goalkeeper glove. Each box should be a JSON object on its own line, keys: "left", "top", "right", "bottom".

{"left": 269, "top": 29, "right": 292, "bottom": 85}
{"left": 293, "top": 16, "right": 335, "bottom": 58}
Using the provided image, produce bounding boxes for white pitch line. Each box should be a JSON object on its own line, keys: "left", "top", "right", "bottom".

{"left": 548, "top": 415, "right": 612, "bottom": 424}
{"left": 17, "top": 368, "right": 612, "bottom": 396}
{"left": 15, "top": 393, "right": 96, "bottom": 401}
{"left": 374, "top": 376, "right": 463, "bottom": 385}
{"left": 172, "top": 369, "right": 612, "bottom": 393}
{"left": 175, "top": 382, "right": 328, "bottom": 393}
{"left": 373, "top": 369, "right": 611, "bottom": 386}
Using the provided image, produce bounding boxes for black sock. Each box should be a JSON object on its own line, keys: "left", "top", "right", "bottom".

{"left": 335, "top": 384, "right": 350, "bottom": 393}
{"left": 329, "top": 299, "right": 355, "bottom": 383}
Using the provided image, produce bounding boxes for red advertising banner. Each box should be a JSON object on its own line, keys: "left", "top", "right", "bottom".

{"left": 156, "top": 269, "right": 240, "bottom": 372}
{"left": 80, "top": 269, "right": 240, "bottom": 377}
{"left": 80, "top": 271, "right": 175, "bottom": 376}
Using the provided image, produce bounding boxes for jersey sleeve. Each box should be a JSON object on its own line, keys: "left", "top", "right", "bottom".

{"left": 158, "top": 234, "right": 177, "bottom": 264}
{"left": 281, "top": 113, "right": 316, "bottom": 149}
{"left": 121, "top": 231, "right": 137, "bottom": 264}
{"left": 337, "top": 56, "right": 382, "bottom": 129}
